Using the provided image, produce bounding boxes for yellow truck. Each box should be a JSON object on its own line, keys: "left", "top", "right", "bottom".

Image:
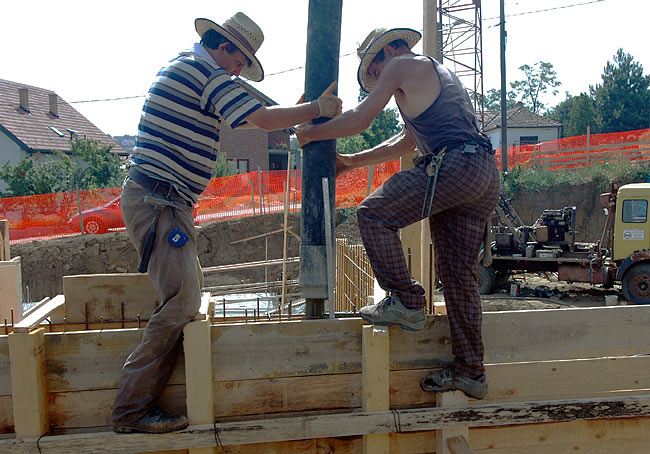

{"left": 480, "top": 182, "right": 650, "bottom": 304}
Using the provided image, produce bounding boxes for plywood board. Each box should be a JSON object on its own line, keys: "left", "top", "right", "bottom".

{"left": 63, "top": 274, "right": 159, "bottom": 323}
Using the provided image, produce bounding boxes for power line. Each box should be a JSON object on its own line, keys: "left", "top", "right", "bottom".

{"left": 69, "top": 94, "right": 145, "bottom": 104}
{"left": 485, "top": 0, "right": 606, "bottom": 23}
{"left": 67, "top": 1, "right": 607, "bottom": 105}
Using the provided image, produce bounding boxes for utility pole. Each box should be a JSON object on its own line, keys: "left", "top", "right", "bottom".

{"left": 299, "top": 0, "right": 342, "bottom": 317}
{"left": 499, "top": 0, "right": 508, "bottom": 172}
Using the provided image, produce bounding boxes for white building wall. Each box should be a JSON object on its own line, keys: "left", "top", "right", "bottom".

{"left": 0, "top": 133, "right": 27, "bottom": 192}
{"left": 485, "top": 127, "right": 561, "bottom": 150}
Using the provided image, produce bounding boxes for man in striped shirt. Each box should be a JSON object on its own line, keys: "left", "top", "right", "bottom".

{"left": 112, "top": 12, "right": 342, "bottom": 434}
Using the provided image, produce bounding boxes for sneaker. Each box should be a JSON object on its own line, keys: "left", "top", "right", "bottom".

{"left": 113, "top": 406, "right": 189, "bottom": 434}
{"left": 359, "top": 294, "right": 426, "bottom": 331}
{"left": 420, "top": 366, "right": 488, "bottom": 399}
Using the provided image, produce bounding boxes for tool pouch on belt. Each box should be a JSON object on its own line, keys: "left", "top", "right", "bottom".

{"left": 418, "top": 147, "right": 446, "bottom": 218}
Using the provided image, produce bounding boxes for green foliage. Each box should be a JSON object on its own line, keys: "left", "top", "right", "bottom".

{"left": 212, "top": 152, "right": 236, "bottom": 177}
{"left": 550, "top": 93, "right": 598, "bottom": 138}
{"left": 483, "top": 88, "right": 516, "bottom": 111}
{"left": 501, "top": 160, "right": 650, "bottom": 200}
{"left": 590, "top": 49, "right": 650, "bottom": 134}
{"left": 0, "top": 137, "right": 126, "bottom": 197}
{"left": 509, "top": 61, "right": 561, "bottom": 115}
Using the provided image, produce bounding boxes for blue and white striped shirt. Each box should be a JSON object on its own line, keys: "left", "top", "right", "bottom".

{"left": 130, "top": 43, "right": 262, "bottom": 203}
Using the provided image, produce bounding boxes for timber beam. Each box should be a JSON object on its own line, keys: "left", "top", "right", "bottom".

{"left": 2, "top": 394, "right": 650, "bottom": 454}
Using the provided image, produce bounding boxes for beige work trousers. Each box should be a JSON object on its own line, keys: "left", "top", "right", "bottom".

{"left": 112, "top": 178, "right": 203, "bottom": 425}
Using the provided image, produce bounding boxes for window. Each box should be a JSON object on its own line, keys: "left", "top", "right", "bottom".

{"left": 622, "top": 199, "right": 648, "bottom": 223}
{"left": 48, "top": 126, "right": 65, "bottom": 137}
{"left": 519, "top": 136, "right": 539, "bottom": 145}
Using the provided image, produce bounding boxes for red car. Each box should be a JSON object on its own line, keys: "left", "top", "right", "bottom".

{"left": 67, "top": 196, "right": 124, "bottom": 234}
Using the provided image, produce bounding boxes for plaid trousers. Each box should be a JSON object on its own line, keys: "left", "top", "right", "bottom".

{"left": 357, "top": 148, "right": 499, "bottom": 377}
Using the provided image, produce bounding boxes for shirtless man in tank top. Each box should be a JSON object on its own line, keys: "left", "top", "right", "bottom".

{"left": 297, "top": 27, "right": 500, "bottom": 400}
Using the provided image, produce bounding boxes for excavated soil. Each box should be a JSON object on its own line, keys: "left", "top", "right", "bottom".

{"left": 11, "top": 182, "right": 630, "bottom": 308}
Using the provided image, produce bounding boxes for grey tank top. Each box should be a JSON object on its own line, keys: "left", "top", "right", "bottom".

{"left": 399, "top": 57, "right": 492, "bottom": 155}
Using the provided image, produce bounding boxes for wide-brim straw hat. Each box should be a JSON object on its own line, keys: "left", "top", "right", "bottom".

{"left": 357, "top": 28, "right": 421, "bottom": 92}
{"left": 195, "top": 12, "right": 265, "bottom": 82}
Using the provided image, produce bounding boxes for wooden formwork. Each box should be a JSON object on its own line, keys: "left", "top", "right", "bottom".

{"left": 1, "top": 273, "right": 650, "bottom": 453}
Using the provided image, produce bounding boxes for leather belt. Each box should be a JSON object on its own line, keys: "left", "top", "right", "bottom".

{"left": 127, "top": 167, "right": 192, "bottom": 207}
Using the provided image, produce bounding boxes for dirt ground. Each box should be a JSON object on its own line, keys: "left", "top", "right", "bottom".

{"left": 10, "top": 207, "right": 626, "bottom": 311}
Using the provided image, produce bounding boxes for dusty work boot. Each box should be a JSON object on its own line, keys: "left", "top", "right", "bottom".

{"left": 359, "top": 294, "right": 426, "bottom": 331}
{"left": 113, "top": 406, "right": 188, "bottom": 434}
{"left": 420, "top": 366, "right": 488, "bottom": 399}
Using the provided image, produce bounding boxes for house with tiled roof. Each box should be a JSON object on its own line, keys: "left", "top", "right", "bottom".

{"left": 481, "top": 102, "right": 562, "bottom": 150}
{"left": 0, "top": 79, "right": 123, "bottom": 190}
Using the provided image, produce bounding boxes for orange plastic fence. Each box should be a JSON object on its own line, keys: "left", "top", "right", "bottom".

{"left": 494, "top": 128, "right": 650, "bottom": 171}
{"left": 2, "top": 128, "right": 648, "bottom": 244}
{"left": 1, "top": 160, "right": 401, "bottom": 244}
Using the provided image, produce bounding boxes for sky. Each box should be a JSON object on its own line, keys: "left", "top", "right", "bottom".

{"left": 1, "top": 0, "right": 648, "bottom": 137}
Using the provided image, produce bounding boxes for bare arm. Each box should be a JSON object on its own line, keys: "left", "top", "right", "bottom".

{"left": 297, "top": 59, "right": 406, "bottom": 146}
{"left": 245, "top": 82, "right": 341, "bottom": 131}
{"left": 337, "top": 127, "right": 416, "bottom": 175}
{"left": 245, "top": 102, "right": 320, "bottom": 131}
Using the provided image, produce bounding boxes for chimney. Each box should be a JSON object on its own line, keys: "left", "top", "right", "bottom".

{"left": 49, "top": 93, "right": 59, "bottom": 118}
{"left": 18, "top": 88, "right": 30, "bottom": 112}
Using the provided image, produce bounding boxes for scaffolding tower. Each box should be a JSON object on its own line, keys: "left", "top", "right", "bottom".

{"left": 437, "top": 0, "right": 484, "bottom": 126}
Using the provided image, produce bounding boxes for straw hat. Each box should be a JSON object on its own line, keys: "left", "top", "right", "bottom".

{"left": 195, "top": 12, "right": 265, "bottom": 82}
{"left": 357, "top": 28, "right": 421, "bottom": 92}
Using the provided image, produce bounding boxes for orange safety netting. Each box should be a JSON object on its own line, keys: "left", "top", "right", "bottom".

{"left": 3, "top": 128, "right": 648, "bottom": 244}
{"left": 1, "top": 160, "right": 401, "bottom": 244}
{"left": 494, "top": 128, "right": 650, "bottom": 171}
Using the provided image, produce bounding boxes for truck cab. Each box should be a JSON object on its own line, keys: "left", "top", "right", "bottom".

{"left": 613, "top": 183, "right": 650, "bottom": 261}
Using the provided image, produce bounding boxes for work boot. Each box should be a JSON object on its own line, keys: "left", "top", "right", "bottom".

{"left": 359, "top": 294, "right": 426, "bottom": 331}
{"left": 113, "top": 406, "right": 188, "bottom": 434}
{"left": 420, "top": 366, "right": 488, "bottom": 399}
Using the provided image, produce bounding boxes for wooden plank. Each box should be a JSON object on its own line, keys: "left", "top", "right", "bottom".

{"left": 63, "top": 274, "right": 159, "bottom": 323}
{"left": 8, "top": 328, "right": 49, "bottom": 437}
{"left": 437, "top": 392, "right": 469, "bottom": 454}
{"left": 448, "top": 436, "right": 474, "bottom": 454}
{"left": 210, "top": 355, "right": 650, "bottom": 418}
{"left": 362, "top": 325, "right": 389, "bottom": 454}
{"left": 13, "top": 295, "right": 64, "bottom": 333}
{"left": 0, "top": 256, "right": 22, "bottom": 326}
{"left": 183, "top": 300, "right": 215, "bottom": 454}
{"left": 47, "top": 385, "right": 186, "bottom": 432}
{"left": 0, "top": 336, "right": 11, "bottom": 396}
{"left": 4, "top": 394, "right": 650, "bottom": 453}
{"left": 210, "top": 306, "right": 650, "bottom": 381}
{"left": 44, "top": 329, "right": 185, "bottom": 392}
{"left": 0, "top": 220, "right": 10, "bottom": 261}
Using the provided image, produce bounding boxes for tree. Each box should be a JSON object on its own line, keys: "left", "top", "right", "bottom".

{"left": 212, "top": 152, "right": 236, "bottom": 178}
{"left": 590, "top": 48, "right": 650, "bottom": 134}
{"left": 482, "top": 88, "right": 516, "bottom": 111}
{"left": 0, "top": 137, "right": 126, "bottom": 197}
{"left": 336, "top": 88, "right": 402, "bottom": 155}
{"left": 550, "top": 93, "right": 598, "bottom": 138}
{"left": 509, "top": 61, "right": 561, "bottom": 115}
